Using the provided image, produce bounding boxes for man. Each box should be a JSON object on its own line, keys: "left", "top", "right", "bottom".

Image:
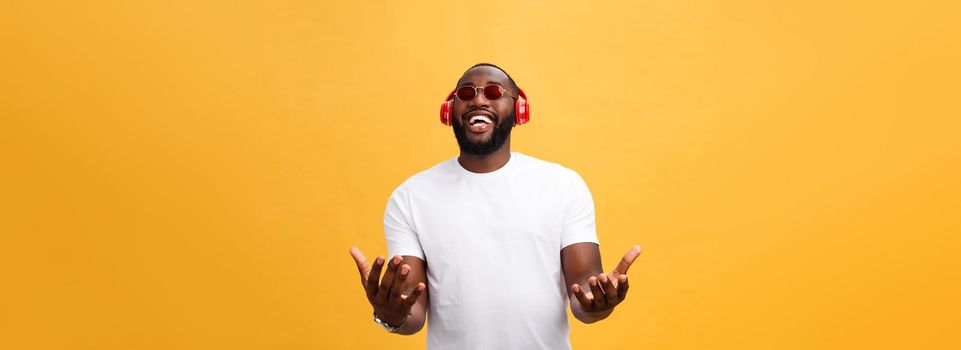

{"left": 349, "top": 63, "right": 641, "bottom": 349}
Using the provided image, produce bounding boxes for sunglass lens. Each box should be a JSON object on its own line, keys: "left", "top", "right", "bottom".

{"left": 456, "top": 86, "right": 476, "bottom": 101}
{"left": 483, "top": 86, "right": 503, "bottom": 100}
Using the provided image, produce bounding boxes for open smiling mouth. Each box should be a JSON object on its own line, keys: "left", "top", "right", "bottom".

{"left": 467, "top": 115, "right": 493, "bottom": 133}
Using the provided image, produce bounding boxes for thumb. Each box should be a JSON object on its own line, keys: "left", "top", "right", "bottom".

{"left": 611, "top": 245, "right": 641, "bottom": 277}
{"left": 349, "top": 246, "right": 370, "bottom": 282}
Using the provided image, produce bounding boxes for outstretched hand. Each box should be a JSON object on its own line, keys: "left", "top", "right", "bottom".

{"left": 571, "top": 245, "right": 641, "bottom": 315}
{"left": 349, "top": 247, "right": 425, "bottom": 326}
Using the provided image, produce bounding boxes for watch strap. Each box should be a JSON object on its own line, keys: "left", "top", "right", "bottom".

{"left": 373, "top": 313, "right": 408, "bottom": 333}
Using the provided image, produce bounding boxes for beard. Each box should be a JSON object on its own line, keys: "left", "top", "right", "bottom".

{"left": 451, "top": 110, "right": 515, "bottom": 156}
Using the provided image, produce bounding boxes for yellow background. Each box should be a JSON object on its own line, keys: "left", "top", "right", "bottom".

{"left": 2, "top": 1, "right": 959, "bottom": 349}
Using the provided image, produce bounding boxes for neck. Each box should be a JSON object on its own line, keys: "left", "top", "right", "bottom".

{"left": 457, "top": 138, "right": 512, "bottom": 173}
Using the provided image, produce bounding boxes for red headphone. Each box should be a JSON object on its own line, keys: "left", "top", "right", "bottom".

{"left": 439, "top": 87, "right": 529, "bottom": 126}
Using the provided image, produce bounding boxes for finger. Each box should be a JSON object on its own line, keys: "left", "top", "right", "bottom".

{"left": 365, "top": 256, "right": 385, "bottom": 299}
{"left": 572, "top": 284, "right": 593, "bottom": 311}
{"left": 617, "top": 274, "right": 629, "bottom": 300}
{"left": 589, "top": 276, "right": 606, "bottom": 308}
{"left": 600, "top": 273, "right": 618, "bottom": 305}
{"left": 402, "top": 282, "right": 426, "bottom": 309}
{"left": 349, "top": 247, "right": 370, "bottom": 283}
{"left": 612, "top": 245, "right": 642, "bottom": 276}
{"left": 376, "top": 256, "right": 403, "bottom": 302}
{"left": 390, "top": 264, "right": 410, "bottom": 302}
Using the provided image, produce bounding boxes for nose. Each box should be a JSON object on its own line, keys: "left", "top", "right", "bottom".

{"left": 468, "top": 88, "right": 492, "bottom": 108}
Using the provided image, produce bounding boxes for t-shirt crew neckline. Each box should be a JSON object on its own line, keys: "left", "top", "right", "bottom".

{"left": 450, "top": 151, "right": 519, "bottom": 178}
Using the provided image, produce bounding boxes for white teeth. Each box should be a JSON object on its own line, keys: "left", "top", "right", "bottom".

{"left": 469, "top": 115, "right": 492, "bottom": 125}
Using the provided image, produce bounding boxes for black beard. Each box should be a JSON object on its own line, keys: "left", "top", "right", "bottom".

{"left": 452, "top": 111, "right": 515, "bottom": 156}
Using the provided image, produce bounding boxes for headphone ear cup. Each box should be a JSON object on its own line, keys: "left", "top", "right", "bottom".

{"left": 514, "top": 88, "right": 529, "bottom": 125}
{"left": 440, "top": 100, "right": 453, "bottom": 125}
{"left": 440, "top": 91, "right": 455, "bottom": 125}
{"left": 514, "top": 99, "right": 529, "bottom": 125}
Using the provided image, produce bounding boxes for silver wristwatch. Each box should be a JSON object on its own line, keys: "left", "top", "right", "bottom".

{"left": 373, "top": 313, "right": 408, "bottom": 333}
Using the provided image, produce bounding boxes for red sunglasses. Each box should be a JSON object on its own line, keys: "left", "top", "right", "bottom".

{"left": 454, "top": 85, "right": 510, "bottom": 102}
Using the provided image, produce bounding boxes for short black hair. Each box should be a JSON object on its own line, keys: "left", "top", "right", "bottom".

{"left": 462, "top": 63, "right": 519, "bottom": 95}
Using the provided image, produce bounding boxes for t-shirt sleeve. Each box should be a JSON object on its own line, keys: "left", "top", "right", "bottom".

{"left": 383, "top": 184, "right": 425, "bottom": 260}
{"left": 561, "top": 169, "right": 600, "bottom": 248}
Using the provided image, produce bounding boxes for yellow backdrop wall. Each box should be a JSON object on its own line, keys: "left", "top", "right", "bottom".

{"left": 2, "top": 1, "right": 959, "bottom": 349}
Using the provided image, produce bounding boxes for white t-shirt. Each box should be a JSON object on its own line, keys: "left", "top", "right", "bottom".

{"left": 384, "top": 152, "right": 599, "bottom": 350}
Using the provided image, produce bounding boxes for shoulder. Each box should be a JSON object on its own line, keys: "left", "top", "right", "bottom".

{"left": 389, "top": 157, "right": 457, "bottom": 195}
{"left": 513, "top": 152, "right": 584, "bottom": 183}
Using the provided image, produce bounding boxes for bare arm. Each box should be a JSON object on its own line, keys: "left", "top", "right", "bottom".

{"left": 561, "top": 243, "right": 641, "bottom": 324}
{"left": 350, "top": 247, "right": 429, "bottom": 335}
